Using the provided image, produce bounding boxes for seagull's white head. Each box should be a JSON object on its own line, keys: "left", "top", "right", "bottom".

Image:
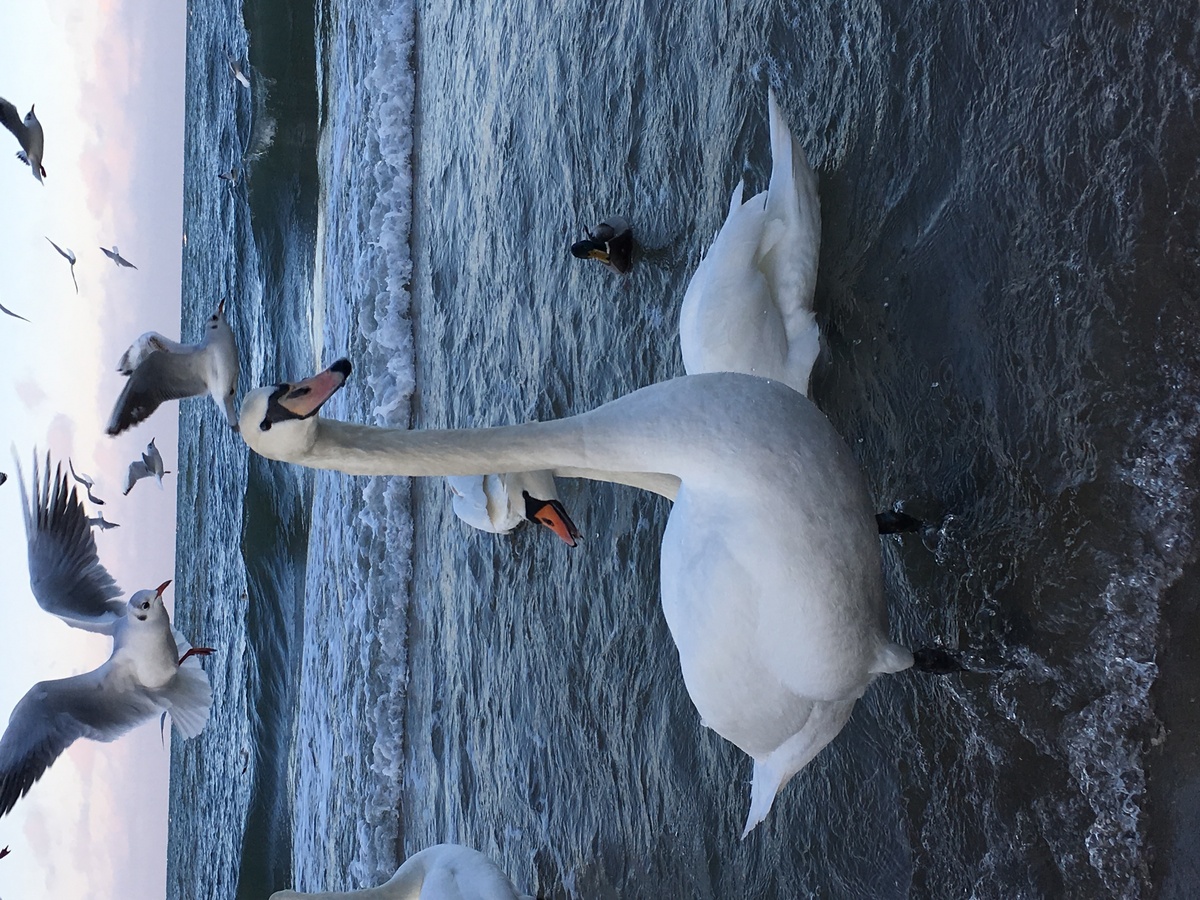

{"left": 239, "top": 358, "right": 352, "bottom": 462}
{"left": 24, "top": 105, "right": 36, "bottom": 125}
{"left": 128, "top": 580, "right": 171, "bottom": 623}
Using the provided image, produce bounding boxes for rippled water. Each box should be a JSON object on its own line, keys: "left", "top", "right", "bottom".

{"left": 167, "top": 0, "right": 1200, "bottom": 897}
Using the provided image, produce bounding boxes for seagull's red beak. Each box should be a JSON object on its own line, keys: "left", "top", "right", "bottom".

{"left": 216, "top": 298, "right": 226, "bottom": 317}
{"left": 155, "top": 580, "right": 172, "bottom": 597}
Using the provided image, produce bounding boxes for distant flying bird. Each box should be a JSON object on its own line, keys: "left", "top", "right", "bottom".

{"left": 100, "top": 245, "right": 137, "bottom": 269}
{"left": 0, "top": 300, "right": 29, "bottom": 322}
{"left": 0, "top": 845, "right": 8, "bottom": 859}
{"left": 0, "top": 472, "right": 6, "bottom": 486}
{"left": 68, "top": 459, "right": 104, "bottom": 505}
{"left": 227, "top": 53, "right": 251, "bottom": 88}
{"left": 218, "top": 166, "right": 240, "bottom": 184}
{"left": 106, "top": 299, "right": 241, "bottom": 435}
{"left": 45, "top": 238, "right": 78, "bottom": 293}
{"left": 88, "top": 511, "right": 120, "bottom": 531}
{"left": 123, "top": 438, "right": 170, "bottom": 495}
{"left": 1, "top": 454, "right": 213, "bottom": 817}
{"left": 0, "top": 96, "right": 45, "bottom": 183}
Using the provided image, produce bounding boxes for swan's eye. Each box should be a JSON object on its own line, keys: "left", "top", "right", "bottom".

{"left": 286, "top": 387, "right": 311, "bottom": 400}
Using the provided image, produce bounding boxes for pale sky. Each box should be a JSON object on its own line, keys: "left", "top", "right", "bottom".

{"left": 1, "top": 3, "right": 189, "bottom": 897}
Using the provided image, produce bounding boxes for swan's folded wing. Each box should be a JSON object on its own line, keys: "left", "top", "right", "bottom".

{"left": 106, "top": 349, "right": 207, "bottom": 435}
{"left": 18, "top": 454, "right": 125, "bottom": 634}
{"left": 0, "top": 663, "right": 160, "bottom": 817}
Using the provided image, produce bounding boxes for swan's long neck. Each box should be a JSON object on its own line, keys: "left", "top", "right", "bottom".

{"left": 258, "top": 374, "right": 825, "bottom": 502}
{"left": 306, "top": 416, "right": 592, "bottom": 477}
{"left": 299, "top": 380, "right": 697, "bottom": 481}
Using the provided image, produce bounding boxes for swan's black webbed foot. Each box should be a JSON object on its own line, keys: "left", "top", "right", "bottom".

{"left": 876, "top": 510, "right": 925, "bottom": 534}
{"left": 913, "top": 647, "right": 1021, "bottom": 675}
{"left": 912, "top": 647, "right": 967, "bottom": 674}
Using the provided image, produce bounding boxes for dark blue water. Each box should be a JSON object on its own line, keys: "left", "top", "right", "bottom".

{"left": 166, "top": 0, "right": 1200, "bottom": 897}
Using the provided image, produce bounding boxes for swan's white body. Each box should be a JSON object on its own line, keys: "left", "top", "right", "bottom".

{"left": 269, "top": 843, "right": 528, "bottom": 899}
{"left": 241, "top": 365, "right": 912, "bottom": 833}
{"left": 679, "top": 89, "right": 821, "bottom": 397}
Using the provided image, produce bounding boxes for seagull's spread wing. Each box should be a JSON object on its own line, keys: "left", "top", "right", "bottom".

{"left": 0, "top": 661, "right": 162, "bottom": 817}
{"left": 45, "top": 237, "right": 74, "bottom": 263}
{"left": 67, "top": 458, "right": 91, "bottom": 488}
{"left": 18, "top": 454, "right": 125, "bottom": 633}
{"left": 0, "top": 98, "right": 25, "bottom": 143}
{"left": 123, "top": 460, "right": 151, "bottom": 494}
{"left": 100, "top": 246, "right": 135, "bottom": 267}
{"left": 0, "top": 300, "right": 29, "bottom": 322}
{"left": 106, "top": 348, "right": 207, "bottom": 435}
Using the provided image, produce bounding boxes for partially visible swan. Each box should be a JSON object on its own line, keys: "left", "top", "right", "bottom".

{"left": 106, "top": 299, "right": 240, "bottom": 435}
{"left": 570, "top": 215, "right": 633, "bottom": 274}
{"left": 240, "top": 359, "right": 916, "bottom": 834}
{"left": 269, "top": 843, "right": 530, "bottom": 899}
{"left": 447, "top": 471, "right": 581, "bottom": 545}
{"left": 679, "top": 88, "right": 821, "bottom": 396}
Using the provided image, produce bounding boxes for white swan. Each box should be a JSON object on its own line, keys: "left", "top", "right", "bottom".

{"left": 679, "top": 88, "right": 821, "bottom": 396}
{"left": 240, "top": 359, "right": 914, "bottom": 835}
{"left": 106, "top": 299, "right": 240, "bottom": 435}
{"left": 447, "top": 471, "right": 581, "bottom": 545}
{"left": 269, "top": 843, "right": 529, "bottom": 899}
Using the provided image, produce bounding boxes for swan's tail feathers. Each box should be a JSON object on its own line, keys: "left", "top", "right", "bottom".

{"left": 741, "top": 699, "right": 858, "bottom": 838}
{"left": 727, "top": 178, "right": 746, "bottom": 217}
{"left": 759, "top": 89, "right": 823, "bottom": 395}
{"left": 871, "top": 641, "right": 916, "bottom": 675}
{"left": 166, "top": 630, "right": 214, "bottom": 739}
{"left": 743, "top": 757, "right": 787, "bottom": 838}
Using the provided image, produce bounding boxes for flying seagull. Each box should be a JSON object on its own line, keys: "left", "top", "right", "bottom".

{"left": 123, "top": 438, "right": 170, "bottom": 495}
{"left": 0, "top": 96, "right": 45, "bottom": 183}
{"left": 106, "top": 299, "right": 240, "bottom": 435}
{"left": 45, "top": 238, "right": 78, "bottom": 293}
{"left": 0, "top": 453, "right": 213, "bottom": 817}
{"left": 88, "top": 511, "right": 120, "bottom": 531}
{"left": 100, "top": 246, "right": 137, "bottom": 269}
{"left": 68, "top": 459, "right": 104, "bottom": 505}
{"left": 218, "top": 166, "right": 240, "bottom": 184}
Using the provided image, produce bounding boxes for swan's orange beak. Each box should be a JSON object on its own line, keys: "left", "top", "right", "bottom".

{"left": 277, "top": 358, "right": 352, "bottom": 419}
{"left": 527, "top": 498, "right": 582, "bottom": 547}
{"left": 155, "top": 580, "right": 172, "bottom": 597}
